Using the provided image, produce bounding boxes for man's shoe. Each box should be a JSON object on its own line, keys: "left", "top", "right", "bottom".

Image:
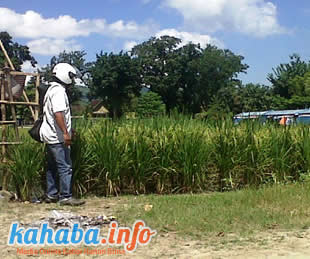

{"left": 58, "top": 197, "right": 85, "bottom": 206}
{"left": 45, "top": 195, "right": 58, "bottom": 203}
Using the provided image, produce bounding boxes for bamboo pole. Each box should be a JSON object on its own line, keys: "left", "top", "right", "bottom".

{"left": 0, "top": 40, "right": 40, "bottom": 191}
{"left": 0, "top": 142, "right": 23, "bottom": 145}
{"left": 0, "top": 69, "right": 40, "bottom": 121}
{"left": 0, "top": 71, "right": 39, "bottom": 77}
{"left": 0, "top": 40, "right": 15, "bottom": 70}
{"left": 6, "top": 73, "right": 19, "bottom": 140}
{"left": 35, "top": 75, "right": 40, "bottom": 120}
{"left": 23, "top": 91, "right": 36, "bottom": 120}
{"left": 0, "top": 121, "right": 17, "bottom": 125}
{"left": 0, "top": 100, "right": 39, "bottom": 106}
{"left": 0, "top": 42, "right": 18, "bottom": 189}
{"left": 1, "top": 66, "right": 8, "bottom": 190}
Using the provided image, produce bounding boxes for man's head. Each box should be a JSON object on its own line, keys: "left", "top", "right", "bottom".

{"left": 52, "top": 63, "right": 80, "bottom": 86}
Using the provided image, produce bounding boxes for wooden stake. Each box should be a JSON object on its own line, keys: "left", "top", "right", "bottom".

{"left": 0, "top": 40, "right": 41, "bottom": 191}
{"left": 0, "top": 100, "right": 39, "bottom": 106}
{"left": 35, "top": 75, "right": 40, "bottom": 120}
{"left": 23, "top": 91, "right": 36, "bottom": 120}
{"left": 6, "top": 73, "right": 19, "bottom": 140}
{"left": 0, "top": 40, "right": 15, "bottom": 70}
{"left": 1, "top": 66, "right": 8, "bottom": 190}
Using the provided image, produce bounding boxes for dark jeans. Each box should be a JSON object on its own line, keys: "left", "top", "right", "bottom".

{"left": 46, "top": 143, "right": 72, "bottom": 200}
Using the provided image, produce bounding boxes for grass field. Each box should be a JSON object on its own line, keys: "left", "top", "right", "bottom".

{"left": 117, "top": 182, "right": 310, "bottom": 238}
{"left": 2, "top": 183, "right": 310, "bottom": 258}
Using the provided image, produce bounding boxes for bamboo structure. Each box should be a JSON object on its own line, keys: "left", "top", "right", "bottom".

{"left": 0, "top": 40, "right": 40, "bottom": 190}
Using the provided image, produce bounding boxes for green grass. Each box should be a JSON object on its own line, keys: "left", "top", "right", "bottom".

{"left": 117, "top": 183, "right": 310, "bottom": 239}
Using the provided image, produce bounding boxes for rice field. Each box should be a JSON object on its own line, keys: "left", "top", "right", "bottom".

{"left": 4, "top": 116, "right": 310, "bottom": 200}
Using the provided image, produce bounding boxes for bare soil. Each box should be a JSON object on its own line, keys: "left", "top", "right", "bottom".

{"left": 1, "top": 197, "right": 310, "bottom": 258}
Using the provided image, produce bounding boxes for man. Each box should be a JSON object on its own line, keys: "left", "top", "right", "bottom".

{"left": 40, "top": 63, "right": 85, "bottom": 206}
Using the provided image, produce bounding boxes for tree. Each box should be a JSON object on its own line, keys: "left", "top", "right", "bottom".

{"left": 287, "top": 71, "right": 310, "bottom": 97}
{"left": 136, "top": 91, "right": 166, "bottom": 117}
{"left": 267, "top": 54, "right": 310, "bottom": 98}
{"left": 90, "top": 51, "right": 142, "bottom": 118}
{"left": 132, "top": 37, "right": 248, "bottom": 115}
{"left": 174, "top": 43, "right": 203, "bottom": 113}
{"left": 197, "top": 45, "right": 249, "bottom": 112}
{"left": 0, "top": 31, "right": 36, "bottom": 70}
{"left": 235, "top": 83, "right": 274, "bottom": 112}
{"left": 131, "top": 36, "right": 183, "bottom": 112}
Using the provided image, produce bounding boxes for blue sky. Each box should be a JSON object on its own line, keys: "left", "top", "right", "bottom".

{"left": 0, "top": 0, "right": 309, "bottom": 85}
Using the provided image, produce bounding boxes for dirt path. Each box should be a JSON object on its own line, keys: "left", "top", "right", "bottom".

{"left": 1, "top": 198, "right": 310, "bottom": 258}
{"left": 120, "top": 228, "right": 310, "bottom": 259}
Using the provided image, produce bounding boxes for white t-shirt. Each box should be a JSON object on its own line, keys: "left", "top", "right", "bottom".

{"left": 40, "top": 82, "right": 71, "bottom": 144}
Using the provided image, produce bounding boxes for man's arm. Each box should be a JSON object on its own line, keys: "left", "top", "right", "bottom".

{"left": 54, "top": 111, "right": 71, "bottom": 146}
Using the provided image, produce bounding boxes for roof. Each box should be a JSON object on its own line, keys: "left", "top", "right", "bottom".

{"left": 93, "top": 105, "right": 109, "bottom": 114}
{"left": 264, "top": 109, "right": 310, "bottom": 116}
{"left": 90, "top": 99, "right": 109, "bottom": 114}
{"left": 234, "top": 111, "right": 267, "bottom": 118}
{"left": 234, "top": 109, "right": 310, "bottom": 119}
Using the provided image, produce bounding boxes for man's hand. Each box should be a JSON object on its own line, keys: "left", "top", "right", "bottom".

{"left": 55, "top": 112, "right": 71, "bottom": 146}
{"left": 63, "top": 132, "right": 72, "bottom": 146}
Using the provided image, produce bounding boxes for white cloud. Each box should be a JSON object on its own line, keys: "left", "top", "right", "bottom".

{"left": 21, "top": 61, "right": 40, "bottom": 72}
{"left": 156, "top": 29, "right": 224, "bottom": 48}
{"left": 163, "top": 0, "right": 287, "bottom": 37}
{"left": 0, "top": 8, "right": 156, "bottom": 40}
{"left": 123, "top": 41, "right": 138, "bottom": 51}
{"left": 105, "top": 20, "right": 155, "bottom": 39}
{"left": 27, "top": 38, "right": 81, "bottom": 55}
{"left": 141, "top": 0, "right": 151, "bottom": 4}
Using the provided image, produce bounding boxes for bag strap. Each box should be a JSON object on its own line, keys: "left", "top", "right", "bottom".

{"left": 42, "top": 84, "right": 58, "bottom": 117}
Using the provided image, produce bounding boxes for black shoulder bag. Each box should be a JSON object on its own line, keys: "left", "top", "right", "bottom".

{"left": 28, "top": 85, "right": 52, "bottom": 143}
{"left": 28, "top": 115, "right": 44, "bottom": 143}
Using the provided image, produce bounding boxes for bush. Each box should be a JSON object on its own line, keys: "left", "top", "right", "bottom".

{"left": 136, "top": 91, "right": 165, "bottom": 118}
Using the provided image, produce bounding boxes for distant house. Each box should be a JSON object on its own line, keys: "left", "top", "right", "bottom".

{"left": 91, "top": 100, "right": 109, "bottom": 117}
{"left": 233, "top": 109, "right": 310, "bottom": 125}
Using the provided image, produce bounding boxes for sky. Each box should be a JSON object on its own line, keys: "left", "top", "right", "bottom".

{"left": 0, "top": 0, "right": 310, "bottom": 85}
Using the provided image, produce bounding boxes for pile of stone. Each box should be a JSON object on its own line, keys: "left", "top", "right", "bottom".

{"left": 21, "top": 210, "right": 117, "bottom": 229}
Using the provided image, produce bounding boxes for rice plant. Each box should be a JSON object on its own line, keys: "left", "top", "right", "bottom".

{"left": 6, "top": 136, "right": 44, "bottom": 201}
{"left": 88, "top": 119, "right": 126, "bottom": 196}
{"left": 71, "top": 128, "right": 97, "bottom": 197}
{"left": 7, "top": 115, "right": 310, "bottom": 197}
{"left": 122, "top": 122, "right": 156, "bottom": 193}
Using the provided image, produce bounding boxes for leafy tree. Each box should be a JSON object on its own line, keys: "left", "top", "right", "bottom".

{"left": 132, "top": 36, "right": 248, "bottom": 115}
{"left": 235, "top": 83, "right": 274, "bottom": 112}
{"left": 90, "top": 51, "right": 142, "bottom": 118}
{"left": 270, "top": 95, "right": 310, "bottom": 110}
{"left": 136, "top": 91, "right": 166, "bottom": 117}
{"left": 131, "top": 36, "right": 183, "bottom": 112}
{"left": 267, "top": 54, "right": 310, "bottom": 98}
{"left": 0, "top": 31, "right": 36, "bottom": 70}
{"left": 174, "top": 43, "right": 203, "bottom": 113}
{"left": 197, "top": 45, "right": 249, "bottom": 111}
{"left": 287, "top": 71, "right": 310, "bottom": 97}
